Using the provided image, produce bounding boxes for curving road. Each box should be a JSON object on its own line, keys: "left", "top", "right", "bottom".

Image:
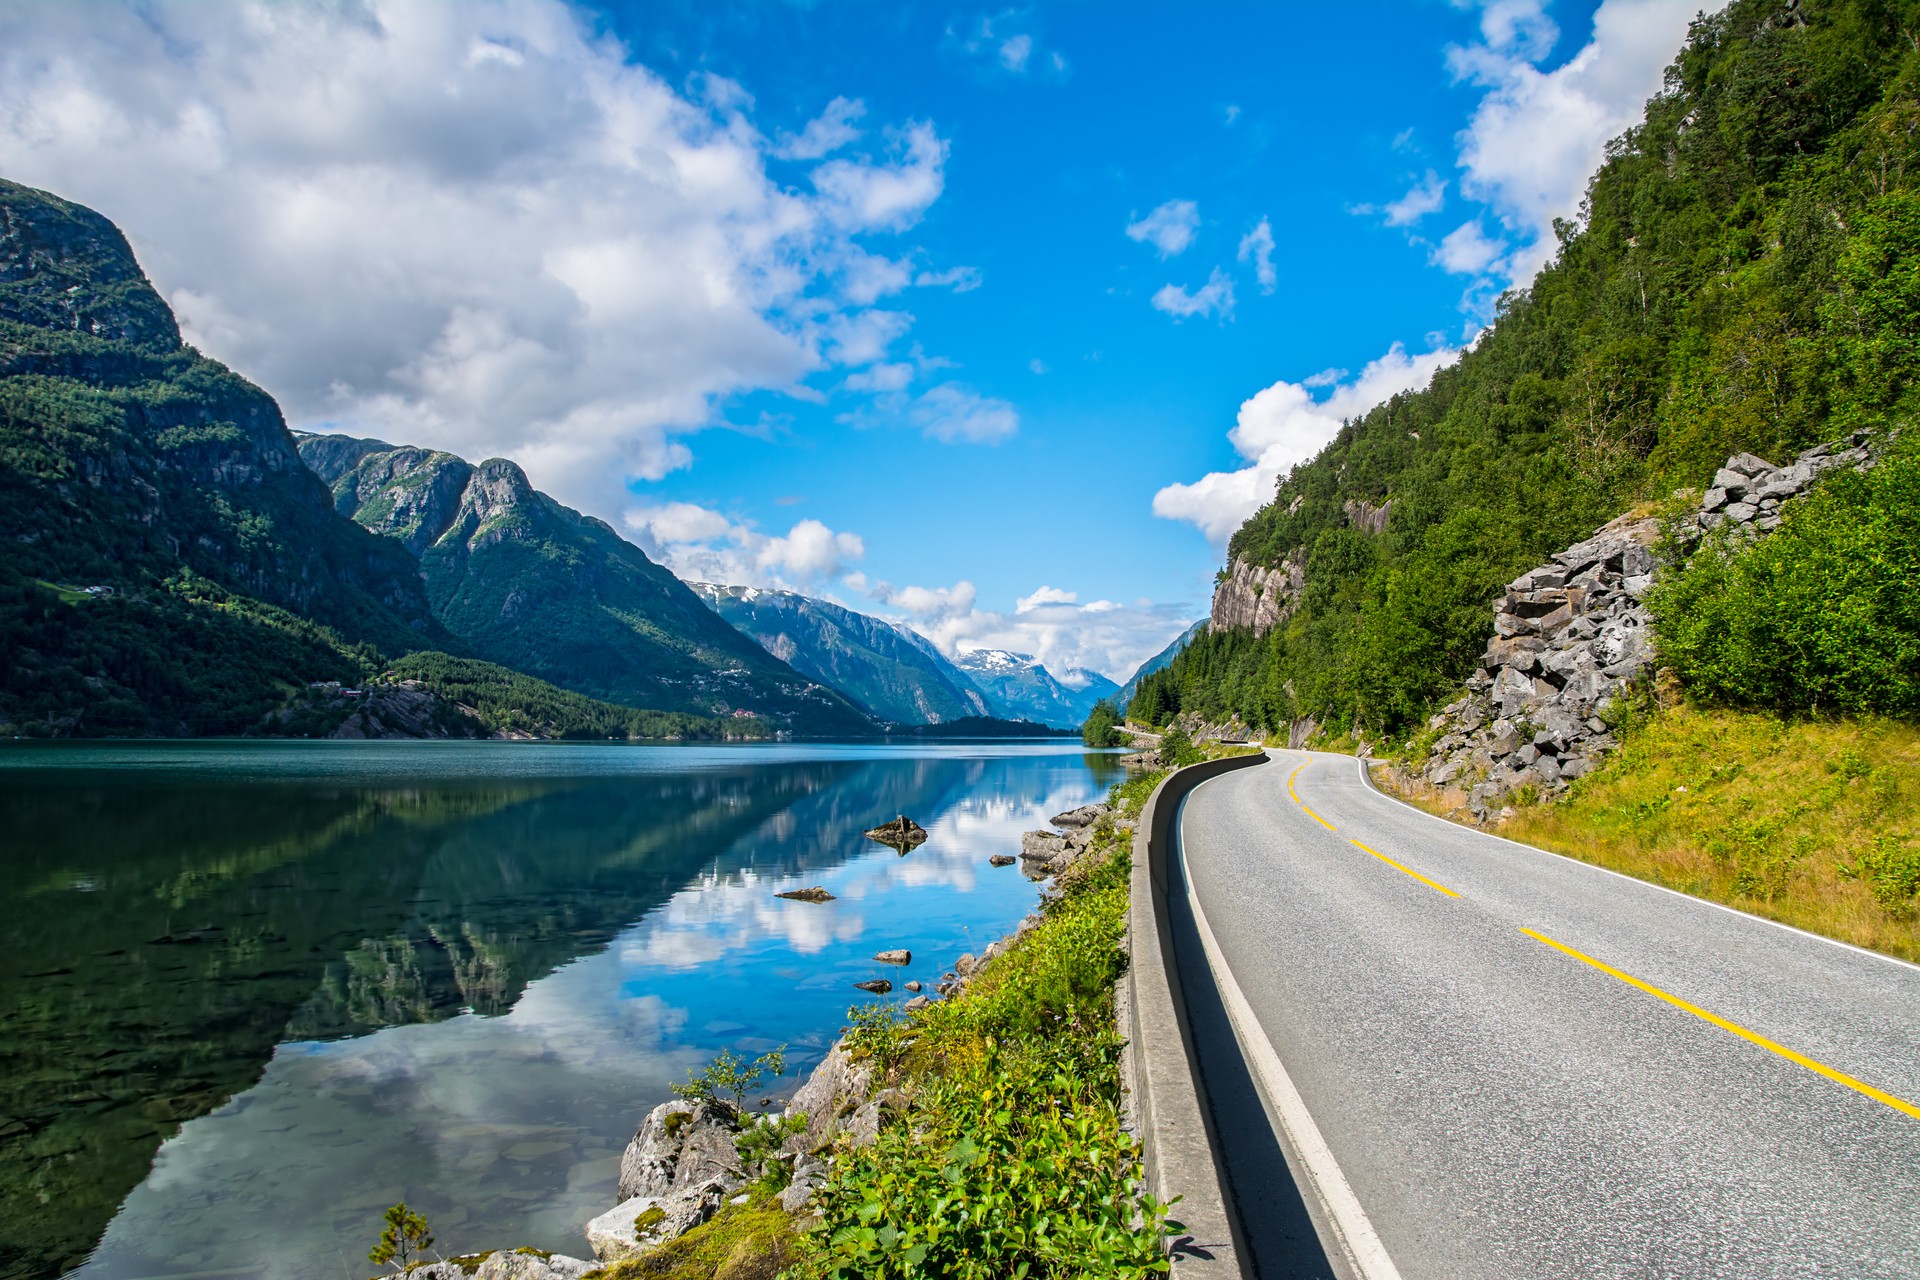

{"left": 1175, "top": 749, "right": 1920, "bottom": 1280}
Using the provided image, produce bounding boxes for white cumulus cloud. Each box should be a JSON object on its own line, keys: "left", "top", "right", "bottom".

{"left": 1432, "top": 220, "right": 1507, "bottom": 274}
{"left": 774, "top": 95, "right": 866, "bottom": 160}
{"left": 0, "top": 0, "right": 961, "bottom": 521}
{"left": 1153, "top": 342, "right": 1461, "bottom": 545}
{"left": 909, "top": 383, "right": 1018, "bottom": 444}
{"left": 625, "top": 505, "right": 864, "bottom": 589}
{"left": 1126, "top": 199, "right": 1201, "bottom": 258}
{"left": 1448, "top": 0, "right": 1705, "bottom": 283}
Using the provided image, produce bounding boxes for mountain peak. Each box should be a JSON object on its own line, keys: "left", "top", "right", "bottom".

{"left": 0, "top": 178, "right": 181, "bottom": 352}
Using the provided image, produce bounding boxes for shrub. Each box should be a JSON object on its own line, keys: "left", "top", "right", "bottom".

{"left": 1651, "top": 436, "right": 1920, "bottom": 717}
{"left": 671, "top": 1046, "right": 786, "bottom": 1113}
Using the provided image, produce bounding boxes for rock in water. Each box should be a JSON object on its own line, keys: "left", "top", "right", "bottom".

{"left": 904, "top": 980, "right": 923, "bottom": 992}
{"left": 853, "top": 979, "right": 892, "bottom": 994}
{"left": 989, "top": 854, "right": 1015, "bottom": 867}
{"left": 1050, "top": 803, "right": 1109, "bottom": 828}
{"left": 873, "top": 949, "right": 910, "bottom": 965}
{"left": 863, "top": 815, "right": 928, "bottom": 851}
{"left": 775, "top": 886, "right": 835, "bottom": 903}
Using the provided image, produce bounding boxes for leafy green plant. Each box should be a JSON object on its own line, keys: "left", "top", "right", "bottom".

{"left": 671, "top": 1045, "right": 786, "bottom": 1113}
{"left": 368, "top": 1203, "right": 434, "bottom": 1274}
{"left": 843, "top": 1002, "right": 911, "bottom": 1073}
{"left": 1841, "top": 835, "right": 1920, "bottom": 917}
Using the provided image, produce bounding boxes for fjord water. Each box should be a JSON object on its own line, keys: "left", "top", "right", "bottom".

{"left": 0, "top": 740, "right": 1122, "bottom": 1280}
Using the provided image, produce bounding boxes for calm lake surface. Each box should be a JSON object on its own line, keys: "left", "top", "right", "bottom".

{"left": 0, "top": 740, "right": 1124, "bottom": 1280}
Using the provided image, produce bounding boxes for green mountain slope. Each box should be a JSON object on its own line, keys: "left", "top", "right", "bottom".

{"left": 300, "top": 436, "right": 876, "bottom": 733}
{"left": 0, "top": 179, "right": 456, "bottom": 735}
{"left": 689, "top": 582, "right": 990, "bottom": 725}
{"left": 1139, "top": 0, "right": 1920, "bottom": 738}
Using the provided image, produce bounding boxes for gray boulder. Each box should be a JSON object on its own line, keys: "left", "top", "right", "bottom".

{"left": 474, "top": 1252, "right": 597, "bottom": 1280}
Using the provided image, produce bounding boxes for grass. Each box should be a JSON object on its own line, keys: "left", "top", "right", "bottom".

{"left": 1485, "top": 705, "right": 1920, "bottom": 962}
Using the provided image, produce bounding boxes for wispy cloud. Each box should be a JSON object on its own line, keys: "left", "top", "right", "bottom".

{"left": 1151, "top": 269, "right": 1235, "bottom": 322}
{"left": 1126, "top": 199, "right": 1201, "bottom": 258}
{"left": 1237, "top": 219, "right": 1277, "bottom": 293}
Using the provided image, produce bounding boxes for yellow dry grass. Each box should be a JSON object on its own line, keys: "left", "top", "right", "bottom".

{"left": 1490, "top": 706, "right": 1920, "bottom": 962}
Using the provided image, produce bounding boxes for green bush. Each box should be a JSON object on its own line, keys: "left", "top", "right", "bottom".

{"left": 1651, "top": 435, "right": 1920, "bottom": 716}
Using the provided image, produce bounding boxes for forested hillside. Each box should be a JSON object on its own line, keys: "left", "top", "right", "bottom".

{"left": 1134, "top": 0, "right": 1920, "bottom": 737}
{"left": 0, "top": 180, "right": 456, "bottom": 734}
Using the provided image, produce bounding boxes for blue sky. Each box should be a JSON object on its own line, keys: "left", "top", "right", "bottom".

{"left": 0, "top": 0, "right": 1705, "bottom": 677}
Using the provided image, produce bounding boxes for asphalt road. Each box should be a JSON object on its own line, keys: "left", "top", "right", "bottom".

{"left": 1177, "top": 749, "right": 1920, "bottom": 1280}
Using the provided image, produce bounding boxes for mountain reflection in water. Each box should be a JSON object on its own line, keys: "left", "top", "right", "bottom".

{"left": 0, "top": 741, "right": 1125, "bottom": 1280}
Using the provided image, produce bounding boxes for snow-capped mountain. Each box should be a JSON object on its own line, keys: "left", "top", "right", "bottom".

{"left": 951, "top": 650, "right": 1119, "bottom": 729}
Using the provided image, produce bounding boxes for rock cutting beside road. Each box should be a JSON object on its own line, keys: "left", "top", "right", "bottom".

{"left": 1401, "top": 435, "right": 1875, "bottom": 822}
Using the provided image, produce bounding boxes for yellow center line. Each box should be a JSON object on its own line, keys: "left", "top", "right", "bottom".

{"left": 1350, "top": 840, "right": 1460, "bottom": 898}
{"left": 1287, "top": 762, "right": 1338, "bottom": 830}
{"left": 1522, "top": 927, "right": 1920, "bottom": 1123}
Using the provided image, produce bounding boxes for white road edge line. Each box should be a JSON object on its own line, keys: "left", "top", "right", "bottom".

{"left": 1179, "top": 787, "right": 1405, "bottom": 1280}
{"left": 1341, "top": 751, "right": 1920, "bottom": 977}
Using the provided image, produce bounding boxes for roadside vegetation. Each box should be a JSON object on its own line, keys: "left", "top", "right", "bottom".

{"left": 1501, "top": 703, "right": 1920, "bottom": 963}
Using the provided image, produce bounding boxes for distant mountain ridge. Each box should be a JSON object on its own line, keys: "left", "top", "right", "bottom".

{"left": 299, "top": 434, "right": 874, "bottom": 733}
{"left": 952, "top": 648, "right": 1118, "bottom": 728}
{"left": 689, "top": 582, "right": 989, "bottom": 725}
{"left": 1116, "top": 620, "right": 1206, "bottom": 711}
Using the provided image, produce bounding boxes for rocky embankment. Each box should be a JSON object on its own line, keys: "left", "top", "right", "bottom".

{"left": 1391, "top": 435, "right": 1875, "bottom": 822}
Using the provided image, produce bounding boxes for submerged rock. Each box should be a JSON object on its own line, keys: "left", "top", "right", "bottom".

{"left": 863, "top": 815, "right": 928, "bottom": 851}
{"left": 775, "top": 886, "right": 835, "bottom": 903}
{"left": 853, "top": 978, "right": 892, "bottom": 994}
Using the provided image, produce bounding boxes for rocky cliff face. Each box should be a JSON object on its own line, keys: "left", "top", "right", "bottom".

{"left": 300, "top": 434, "right": 875, "bottom": 732}
{"left": 1209, "top": 554, "right": 1303, "bottom": 637}
{"left": 689, "top": 583, "right": 989, "bottom": 725}
{"left": 1402, "top": 435, "right": 1876, "bottom": 822}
